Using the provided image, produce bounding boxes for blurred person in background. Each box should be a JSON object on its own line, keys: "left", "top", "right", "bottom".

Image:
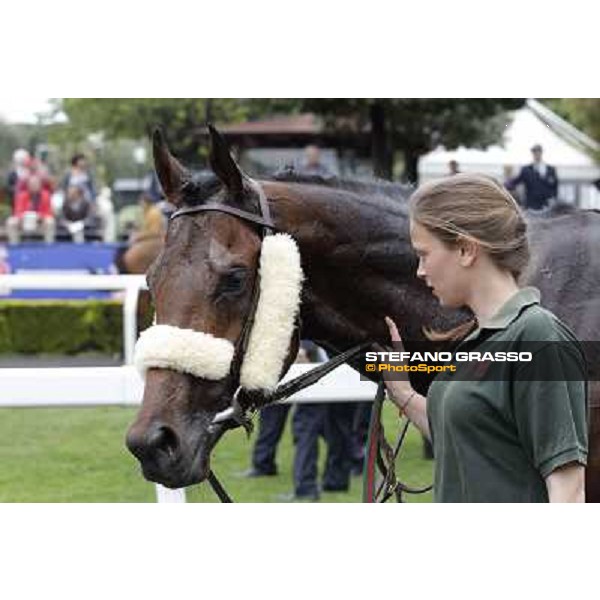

{"left": 61, "top": 153, "right": 96, "bottom": 202}
{"left": 131, "top": 192, "right": 166, "bottom": 244}
{"left": 6, "top": 175, "right": 55, "bottom": 244}
{"left": 448, "top": 160, "right": 460, "bottom": 175}
{"left": 61, "top": 153, "right": 116, "bottom": 241}
{"left": 5, "top": 149, "right": 31, "bottom": 201}
{"left": 96, "top": 187, "right": 116, "bottom": 243}
{"left": 285, "top": 341, "right": 355, "bottom": 501}
{"left": 114, "top": 192, "right": 166, "bottom": 274}
{"left": 60, "top": 185, "right": 91, "bottom": 243}
{"left": 300, "top": 145, "right": 333, "bottom": 178}
{"left": 32, "top": 153, "right": 55, "bottom": 195}
{"left": 247, "top": 340, "right": 355, "bottom": 502}
{"left": 506, "top": 144, "right": 559, "bottom": 211}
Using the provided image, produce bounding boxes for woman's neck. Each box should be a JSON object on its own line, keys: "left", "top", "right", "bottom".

{"left": 466, "top": 270, "right": 520, "bottom": 327}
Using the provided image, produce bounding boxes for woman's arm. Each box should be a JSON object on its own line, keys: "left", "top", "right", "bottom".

{"left": 383, "top": 317, "right": 431, "bottom": 440}
{"left": 384, "top": 380, "right": 431, "bottom": 440}
{"left": 545, "top": 462, "right": 585, "bottom": 503}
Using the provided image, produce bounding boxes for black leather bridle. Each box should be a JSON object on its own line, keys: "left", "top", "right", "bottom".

{"left": 169, "top": 179, "right": 293, "bottom": 501}
{"left": 170, "top": 179, "right": 277, "bottom": 400}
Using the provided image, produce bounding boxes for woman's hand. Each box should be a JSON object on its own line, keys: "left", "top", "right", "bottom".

{"left": 381, "top": 316, "right": 431, "bottom": 439}
{"left": 383, "top": 316, "right": 416, "bottom": 410}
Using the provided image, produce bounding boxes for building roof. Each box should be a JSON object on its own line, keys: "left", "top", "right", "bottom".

{"left": 203, "top": 113, "right": 370, "bottom": 152}
{"left": 219, "top": 114, "right": 323, "bottom": 135}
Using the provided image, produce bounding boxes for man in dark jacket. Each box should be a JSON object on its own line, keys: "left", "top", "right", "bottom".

{"left": 506, "top": 144, "right": 559, "bottom": 210}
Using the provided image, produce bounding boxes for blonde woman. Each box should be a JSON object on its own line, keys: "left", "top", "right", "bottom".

{"left": 384, "top": 174, "right": 588, "bottom": 503}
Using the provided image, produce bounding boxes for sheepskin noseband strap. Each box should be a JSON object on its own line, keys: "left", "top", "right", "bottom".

{"left": 134, "top": 233, "right": 303, "bottom": 391}
{"left": 239, "top": 233, "right": 303, "bottom": 391}
{"left": 134, "top": 325, "right": 234, "bottom": 380}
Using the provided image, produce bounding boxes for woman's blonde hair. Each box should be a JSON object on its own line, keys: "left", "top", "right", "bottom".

{"left": 410, "top": 173, "right": 530, "bottom": 278}
{"left": 409, "top": 173, "right": 530, "bottom": 341}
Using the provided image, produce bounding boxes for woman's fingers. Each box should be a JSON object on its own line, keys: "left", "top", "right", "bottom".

{"left": 385, "top": 316, "right": 401, "bottom": 341}
{"left": 385, "top": 316, "right": 405, "bottom": 353}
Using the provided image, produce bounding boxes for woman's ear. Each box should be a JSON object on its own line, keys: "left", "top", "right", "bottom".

{"left": 458, "top": 237, "right": 478, "bottom": 266}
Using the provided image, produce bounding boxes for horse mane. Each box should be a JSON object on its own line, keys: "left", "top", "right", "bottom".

{"left": 270, "top": 166, "right": 414, "bottom": 202}
{"left": 176, "top": 168, "right": 600, "bottom": 224}
{"left": 179, "top": 166, "right": 414, "bottom": 209}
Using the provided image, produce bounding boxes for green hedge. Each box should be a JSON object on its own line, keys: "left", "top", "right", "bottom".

{"left": 0, "top": 300, "right": 153, "bottom": 355}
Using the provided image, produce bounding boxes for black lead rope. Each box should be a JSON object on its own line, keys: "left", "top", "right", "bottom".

{"left": 207, "top": 471, "right": 233, "bottom": 503}
{"left": 365, "top": 381, "right": 433, "bottom": 503}
{"left": 207, "top": 342, "right": 434, "bottom": 503}
{"left": 264, "top": 342, "right": 372, "bottom": 404}
{"left": 206, "top": 343, "right": 372, "bottom": 503}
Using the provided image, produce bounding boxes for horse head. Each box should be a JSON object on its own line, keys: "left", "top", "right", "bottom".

{"left": 126, "top": 126, "right": 301, "bottom": 488}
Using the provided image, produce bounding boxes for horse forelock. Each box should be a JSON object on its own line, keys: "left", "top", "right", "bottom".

{"left": 180, "top": 171, "right": 223, "bottom": 207}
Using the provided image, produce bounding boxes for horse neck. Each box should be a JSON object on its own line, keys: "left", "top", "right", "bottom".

{"left": 263, "top": 181, "right": 444, "bottom": 351}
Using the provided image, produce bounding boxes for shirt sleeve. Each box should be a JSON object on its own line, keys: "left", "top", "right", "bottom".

{"left": 143, "top": 209, "right": 164, "bottom": 235}
{"left": 506, "top": 167, "right": 525, "bottom": 190}
{"left": 512, "top": 342, "right": 588, "bottom": 478}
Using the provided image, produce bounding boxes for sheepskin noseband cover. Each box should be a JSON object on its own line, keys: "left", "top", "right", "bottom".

{"left": 134, "top": 233, "right": 303, "bottom": 391}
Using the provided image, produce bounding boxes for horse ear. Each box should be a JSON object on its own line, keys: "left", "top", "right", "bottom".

{"left": 152, "top": 127, "right": 189, "bottom": 205}
{"left": 208, "top": 124, "right": 243, "bottom": 195}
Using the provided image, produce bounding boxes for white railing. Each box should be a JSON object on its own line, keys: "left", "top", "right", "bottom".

{"left": 0, "top": 363, "right": 376, "bottom": 408}
{"left": 0, "top": 274, "right": 376, "bottom": 503}
{"left": 0, "top": 274, "right": 147, "bottom": 365}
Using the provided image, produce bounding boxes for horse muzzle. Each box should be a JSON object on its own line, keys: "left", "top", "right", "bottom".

{"left": 126, "top": 417, "right": 222, "bottom": 488}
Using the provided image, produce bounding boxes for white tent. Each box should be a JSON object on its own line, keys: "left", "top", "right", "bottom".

{"left": 419, "top": 99, "right": 600, "bottom": 208}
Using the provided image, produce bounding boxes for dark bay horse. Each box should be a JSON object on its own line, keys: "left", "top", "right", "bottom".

{"left": 126, "top": 127, "right": 600, "bottom": 501}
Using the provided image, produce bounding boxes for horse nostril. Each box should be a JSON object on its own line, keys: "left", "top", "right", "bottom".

{"left": 147, "top": 425, "right": 180, "bottom": 459}
{"left": 126, "top": 423, "right": 180, "bottom": 462}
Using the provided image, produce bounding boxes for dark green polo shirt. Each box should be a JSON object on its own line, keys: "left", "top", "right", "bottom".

{"left": 427, "top": 287, "right": 588, "bottom": 503}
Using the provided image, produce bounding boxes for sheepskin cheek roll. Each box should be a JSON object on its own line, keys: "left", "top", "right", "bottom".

{"left": 239, "top": 233, "right": 303, "bottom": 390}
{"left": 134, "top": 233, "right": 304, "bottom": 391}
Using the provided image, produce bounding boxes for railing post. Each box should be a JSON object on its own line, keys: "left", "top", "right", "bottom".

{"left": 155, "top": 484, "right": 187, "bottom": 503}
{"left": 123, "top": 282, "right": 140, "bottom": 365}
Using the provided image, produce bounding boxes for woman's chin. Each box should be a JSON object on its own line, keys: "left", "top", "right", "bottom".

{"left": 435, "top": 292, "right": 460, "bottom": 309}
{"left": 432, "top": 290, "right": 444, "bottom": 305}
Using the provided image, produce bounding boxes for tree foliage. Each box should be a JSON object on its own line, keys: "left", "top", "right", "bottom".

{"left": 0, "top": 120, "right": 21, "bottom": 169}
{"left": 545, "top": 99, "right": 600, "bottom": 143}
{"left": 259, "top": 99, "right": 524, "bottom": 181}
{"left": 53, "top": 98, "right": 526, "bottom": 182}
{"left": 54, "top": 99, "right": 249, "bottom": 164}
{"left": 244, "top": 99, "right": 524, "bottom": 181}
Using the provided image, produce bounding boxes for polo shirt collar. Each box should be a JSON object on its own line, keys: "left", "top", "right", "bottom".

{"left": 460, "top": 287, "right": 541, "bottom": 344}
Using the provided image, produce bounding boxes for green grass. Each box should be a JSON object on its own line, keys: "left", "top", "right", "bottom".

{"left": 0, "top": 404, "right": 433, "bottom": 503}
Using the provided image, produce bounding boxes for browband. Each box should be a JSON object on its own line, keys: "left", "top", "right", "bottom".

{"left": 170, "top": 203, "right": 276, "bottom": 230}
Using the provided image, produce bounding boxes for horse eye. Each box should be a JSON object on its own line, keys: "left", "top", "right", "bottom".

{"left": 218, "top": 268, "right": 248, "bottom": 295}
